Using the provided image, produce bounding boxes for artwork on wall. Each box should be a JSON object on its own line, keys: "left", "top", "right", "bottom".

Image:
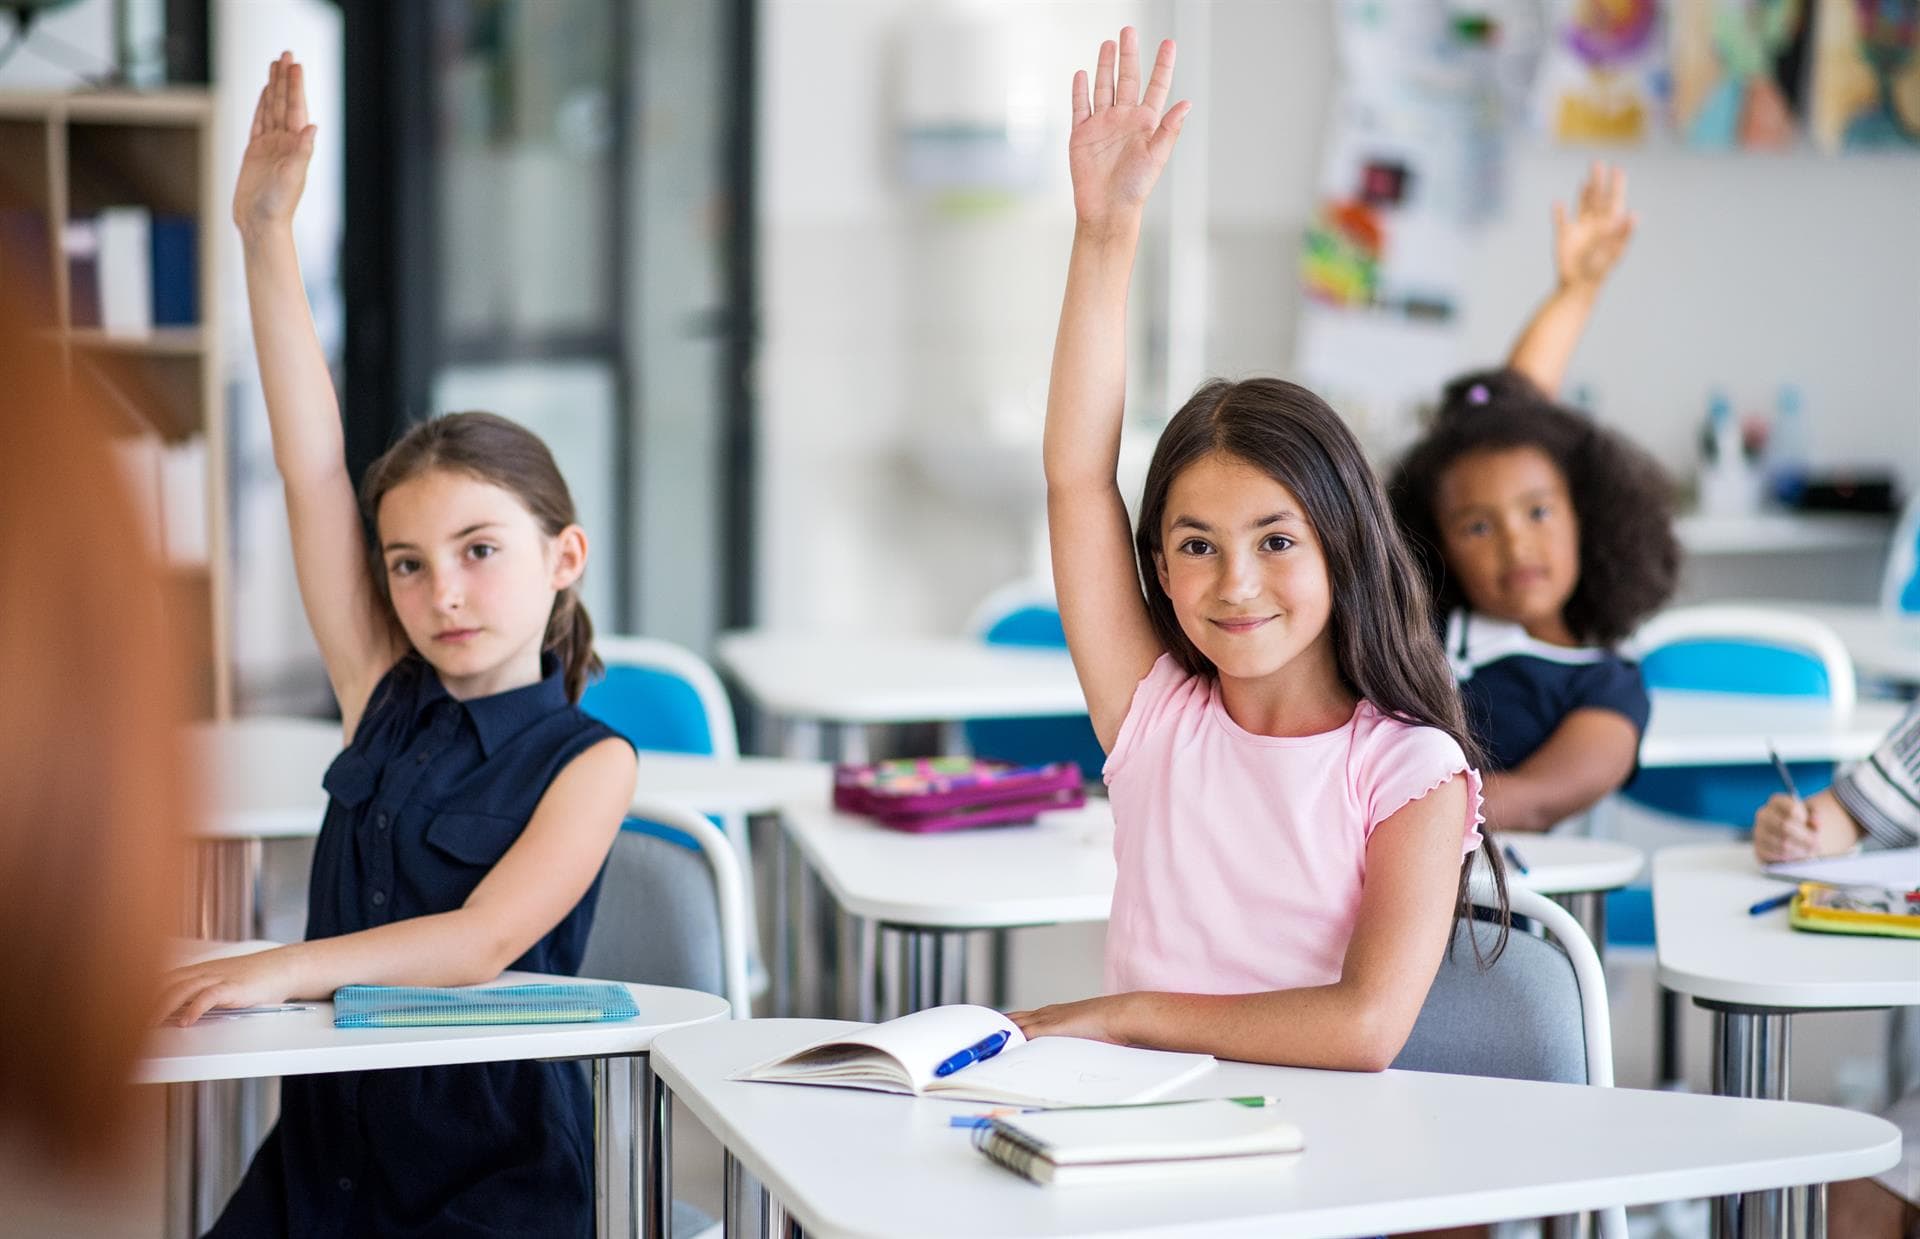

{"left": 1535, "top": 0, "right": 1668, "bottom": 142}
{"left": 1810, "top": 0, "right": 1920, "bottom": 149}
{"left": 1670, "top": 0, "right": 1811, "bottom": 148}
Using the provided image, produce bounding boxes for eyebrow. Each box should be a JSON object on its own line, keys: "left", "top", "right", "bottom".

{"left": 1169, "top": 512, "right": 1298, "bottom": 533}
{"left": 1444, "top": 488, "right": 1562, "bottom": 517}
{"left": 381, "top": 522, "right": 502, "bottom": 554}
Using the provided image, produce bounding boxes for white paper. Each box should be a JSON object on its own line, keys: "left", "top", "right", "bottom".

{"left": 97, "top": 206, "right": 152, "bottom": 337}
{"left": 1765, "top": 847, "right": 1920, "bottom": 890}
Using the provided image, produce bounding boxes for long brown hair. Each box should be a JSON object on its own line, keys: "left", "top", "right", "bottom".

{"left": 359, "top": 412, "right": 602, "bottom": 702}
{"left": 1135, "top": 377, "right": 1508, "bottom": 958}
{"left": 0, "top": 291, "right": 187, "bottom": 1165}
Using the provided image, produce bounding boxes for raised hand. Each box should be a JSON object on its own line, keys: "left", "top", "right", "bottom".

{"left": 1068, "top": 27, "right": 1191, "bottom": 234}
{"left": 233, "top": 51, "right": 317, "bottom": 236}
{"left": 1552, "top": 162, "right": 1636, "bottom": 293}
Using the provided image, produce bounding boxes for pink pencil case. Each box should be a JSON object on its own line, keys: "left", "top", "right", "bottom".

{"left": 833, "top": 757, "right": 1085, "bottom": 833}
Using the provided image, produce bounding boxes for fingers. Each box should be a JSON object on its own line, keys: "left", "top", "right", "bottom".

{"left": 1072, "top": 69, "right": 1090, "bottom": 125}
{"left": 1606, "top": 164, "right": 1628, "bottom": 220}
{"left": 1115, "top": 26, "right": 1140, "bottom": 107}
{"left": 1551, "top": 200, "right": 1568, "bottom": 238}
{"left": 1093, "top": 38, "right": 1116, "bottom": 111}
{"left": 1142, "top": 38, "right": 1177, "bottom": 113}
{"left": 287, "top": 61, "right": 309, "bottom": 132}
{"left": 250, "top": 82, "right": 269, "bottom": 140}
{"left": 1149, "top": 99, "right": 1192, "bottom": 161}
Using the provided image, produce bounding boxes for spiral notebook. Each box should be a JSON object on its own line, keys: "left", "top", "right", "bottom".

{"left": 332, "top": 983, "right": 639, "bottom": 1028}
{"left": 972, "top": 1099, "right": 1305, "bottom": 1186}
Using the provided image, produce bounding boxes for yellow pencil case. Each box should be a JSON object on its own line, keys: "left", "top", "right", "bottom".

{"left": 1788, "top": 883, "right": 1920, "bottom": 940}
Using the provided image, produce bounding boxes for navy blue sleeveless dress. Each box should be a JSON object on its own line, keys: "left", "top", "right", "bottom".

{"left": 207, "top": 654, "right": 626, "bottom": 1239}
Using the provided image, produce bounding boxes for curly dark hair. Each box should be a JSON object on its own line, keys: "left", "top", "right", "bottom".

{"left": 1388, "top": 367, "right": 1679, "bottom": 647}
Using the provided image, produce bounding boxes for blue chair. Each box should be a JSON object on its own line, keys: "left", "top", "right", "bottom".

{"left": 1882, "top": 493, "right": 1920, "bottom": 614}
{"left": 1602, "top": 606, "right": 1856, "bottom": 949}
{"left": 580, "top": 636, "right": 764, "bottom": 1003}
{"left": 962, "top": 581, "right": 1107, "bottom": 781}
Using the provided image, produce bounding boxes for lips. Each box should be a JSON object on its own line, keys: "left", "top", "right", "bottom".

{"left": 1211, "top": 616, "right": 1274, "bottom": 634}
{"left": 435, "top": 628, "right": 481, "bottom": 644}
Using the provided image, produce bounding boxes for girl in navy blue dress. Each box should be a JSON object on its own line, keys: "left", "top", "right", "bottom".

{"left": 158, "top": 53, "right": 639, "bottom": 1239}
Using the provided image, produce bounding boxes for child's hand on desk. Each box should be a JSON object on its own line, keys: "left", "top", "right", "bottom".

{"left": 1752, "top": 792, "right": 1819, "bottom": 863}
{"left": 233, "top": 51, "right": 317, "bottom": 237}
{"left": 156, "top": 947, "right": 303, "bottom": 1027}
{"left": 1553, "top": 161, "right": 1636, "bottom": 295}
{"left": 1006, "top": 993, "right": 1139, "bottom": 1045}
{"left": 1068, "top": 27, "right": 1190, "bottom": 235}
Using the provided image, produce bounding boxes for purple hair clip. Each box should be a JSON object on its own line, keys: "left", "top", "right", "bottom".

{"left": 1467, "top": 383, "right": 1490, "bottom": 406}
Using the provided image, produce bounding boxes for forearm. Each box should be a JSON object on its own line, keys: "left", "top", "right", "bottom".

{"left": 239, "top": 224, "right": 348, "bottom": 488}
{"left": 1506, "top": 282, "right": 1599, "bottom": 398}
{"left": 1805, "top": 788, "right": 1868, "bottom": 855}
{"left": 1121, "top": 983, "right": 1413, "bottom": 1073}
{"left": 1043, "top": 222, "right": 1142, "bottom": 493}
{"left": 276, "top": 908, "right": 523, "bottom": 998}
{"left": 1482, "top": 768, "right": 1589, "bottom": 832}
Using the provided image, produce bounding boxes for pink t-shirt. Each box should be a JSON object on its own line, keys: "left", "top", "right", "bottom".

{"left": 1102, "top": 654, "right": 1485, "bottom": 996}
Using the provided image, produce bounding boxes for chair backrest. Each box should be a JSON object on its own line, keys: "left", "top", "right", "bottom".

{"left": 581, "top": 636, "right": 740, "bottom": 759}
{"left": 580, "top": 799, "right": 750, "bottom": 1018}
{"left": 1882, "top": 493, "right": 1920, "bottom": 614}
{"left": 1627, "top": 605, "right": 1855, "bottom": 715}
{"left": 1394, "top": 885, "right": 1613, "bottom": 1089}
{"left": 963, "top": 581, "right": 1108, "bottom": 781}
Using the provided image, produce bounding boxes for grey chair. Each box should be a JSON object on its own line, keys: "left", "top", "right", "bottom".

{"left": 1393, "top": 884, "right": 1625, "bottom": 1238}
{"left": 581, "top": 800, "right": 749, "bottom": 1239}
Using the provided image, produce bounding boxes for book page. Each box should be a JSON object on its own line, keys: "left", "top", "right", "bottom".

{"left": 1766, "top": 846, "right": 1920, "bottom": 890}
{"left": 738, "top": 1004, "right": 1023, "bottom": 1093}
{"left": 926, "top": 1036, "right": 1214, "bottom": 1107}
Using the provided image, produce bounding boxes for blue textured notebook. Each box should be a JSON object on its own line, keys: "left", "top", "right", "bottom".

{"left": 333, "top": 983, "right": 639, "bottom": 1028}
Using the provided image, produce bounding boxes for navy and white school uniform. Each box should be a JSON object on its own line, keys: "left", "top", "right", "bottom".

{"left": 207, "top": 653, "right": 627, "bottom": 1239}
{"left": 1444, "top": 608, "right": 1650, "bottom": 772}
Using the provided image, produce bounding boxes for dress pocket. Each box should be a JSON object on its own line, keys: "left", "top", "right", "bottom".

{"left": 423, "top": 810, "right": 524, "bottom": 867}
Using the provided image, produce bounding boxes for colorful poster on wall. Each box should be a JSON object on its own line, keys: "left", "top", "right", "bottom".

{"left": 1535, "top": 0, "right": 1668, "bottom": 142}
{"left": 1810, "top": 0, "right": 1920, "bottom": 149}
{"left": 1670, "top": 0, "right": 1811, "bottom": 148}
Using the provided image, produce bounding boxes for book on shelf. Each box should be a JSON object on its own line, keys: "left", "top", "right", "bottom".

{"left": 735, "top": 1004, "right": 1214, "bottom": 1107}
{"left": 63, "top": 207, "right": 198, "bottom": 334}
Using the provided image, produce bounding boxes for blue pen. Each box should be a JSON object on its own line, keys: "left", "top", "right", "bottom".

{"left": 1501, "top": 842, "right": 1530, "bottom": 876}
{"left": 933, "top": 1030, "right": 1011, "bottom": 1078}
{"left": 1749, "top": 890, "right": 1795, "bottom": 916}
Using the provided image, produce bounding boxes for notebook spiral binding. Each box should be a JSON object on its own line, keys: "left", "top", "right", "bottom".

{"left": 972, "top": 1120, "right": 1053, "bottom": 1182}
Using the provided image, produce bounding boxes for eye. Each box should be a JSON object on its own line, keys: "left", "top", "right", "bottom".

{"left": 466, "top": 541, "right": 498, "bottom": 561}
{"left": 387, "top": 557, "right": 421, "bottom": 578}
{"left": 1178, "top": 538, "right": 1213, "bottom": 556}
{"left": 1528, "top": 504, "right": 1552, "bottom": 522}
{"left": 1259, "top": 533, "right": 1293, "bottom": 553}
{"left": 1459, "top": 519, "right": 1491, "bottom": 539}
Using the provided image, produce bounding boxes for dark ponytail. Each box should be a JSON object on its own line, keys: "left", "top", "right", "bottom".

{"left": 361, "top": 411, "right": 602, "bottom": 703}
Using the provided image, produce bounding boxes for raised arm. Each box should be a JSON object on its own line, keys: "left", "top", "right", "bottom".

{"left": 1046, "top": 28, "right": 1191, "bottom": 749}
{"left": 1507, "top": 162, "right": 1636, "bottom": 397}
{"left": 235, "top": 52, "right": 400, "bottom": 736}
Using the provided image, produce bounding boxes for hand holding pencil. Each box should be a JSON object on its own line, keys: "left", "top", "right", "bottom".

{"left": 1752, "top": 743, "right": 1814, "bottom": 863}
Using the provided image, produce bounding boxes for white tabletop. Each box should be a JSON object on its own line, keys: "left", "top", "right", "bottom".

{"left": 1638, "top": 690, "right": 1906, "bottom": 767}
{"left": 634, "top": 751, "right": 831, "bottom": 818}
{"left": 190, "top": 717, "right": 828, "bottom": 840}
{"left": 138, "top": 967, "right": 730, "bottom": 1085}
{"left": 1768, "top": 601, "right": 1920, "bottom": 686}
{"left": 1675, "top": 512, "right": 1891, "bottom": 556}
{"left": 1487, "top": 834, "right": 1645, "bottom": 895}
{"left": 716, "top": 631, "right": 1085, "bottom": 724}
{"left": 651, "top": 1019, "right": 1900, "bottom": 1239}
{"left": 781, "top": 801, "right": 1644, "bottom": 933}
{"left": 1654, "top": 843, "right": 1920, "bottom": 1010}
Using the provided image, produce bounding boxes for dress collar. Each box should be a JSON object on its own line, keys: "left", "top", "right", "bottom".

{"left": 407, "top": 652, "right": 570, "bottom": 757}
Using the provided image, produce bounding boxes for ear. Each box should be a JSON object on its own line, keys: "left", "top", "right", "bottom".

{"left": 1153, "top": 549, "right": 1170, "bottom": 596}
{"left": 548, "top": 524, "right": 588, "bottom": 592}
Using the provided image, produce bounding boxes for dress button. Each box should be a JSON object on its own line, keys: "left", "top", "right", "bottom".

{"left": 370, "top": 890, "right": 387, "bottom": 907}
{"left": 376, "top": 812, "right": 390, "bottom": 830}
{"left": 338, "top": 1177, "right": 353, "bottom": 1192}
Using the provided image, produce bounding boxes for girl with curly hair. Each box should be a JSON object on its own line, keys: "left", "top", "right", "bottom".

{"left": 1390, "top": 165, "right": 1680, "bottom": 833}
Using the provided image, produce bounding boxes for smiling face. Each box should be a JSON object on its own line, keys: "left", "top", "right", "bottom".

{"left": 1433, "top": 445, "right": 1580, "bottom": 643}
{"left": 1152, "top": 451, "right": 1340, "bottom": 690}
{"left": 376, "top": 467, "right": 585, "bottom": 699}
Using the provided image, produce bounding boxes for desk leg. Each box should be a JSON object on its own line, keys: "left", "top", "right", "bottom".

{"left": 593, "top": 1059, "right": 611, "bottom": 1237}
{"left": 900, "top": 928, "right": 944, "bottom": 1013}
{"left": 847, "top": 913, "right": 877, "bottom": 1023}
{"left": 772, "top": 824, "right": 792, "bottom": 1018}
{"left": 1707, "top": 1006, "right": 1793, "bottom": 1239}
{"left": 636, "top": 1056, "right": 671, "bottom": 1239}
{"left": 1550, "top": 891, "right": 1606, "bottom": 964}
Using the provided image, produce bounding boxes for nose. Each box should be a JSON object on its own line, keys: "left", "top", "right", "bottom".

{"left": 431, "top": 568, "right": 464, "bottom": 614}
{"left": 1217, "top": 549, "right": 1261, "bottom": 604}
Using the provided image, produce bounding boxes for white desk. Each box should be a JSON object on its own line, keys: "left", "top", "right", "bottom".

{"left": 144, "top": 955, "right": 728, "bottom": 1239}
{"left": 651, "top": 1018, "right": 1899, "bottom": 1239}
{"left": 1654, "top": 843, "right": 1920, "bottom": 1235}
{"left": 634, "top": 751, "right": 831, "bottom": 817}
{"left": 1638, "top": 690, "right": 1906, "bottom": 767}
{"left": 1764, "top": 601, "right": 1920, "bottom": 689}
{"left": 777, "top": 800, "right": 1646, "bottom": 1019}
{"left": 716, "top": 631, "right": 1084, "bottom": 760}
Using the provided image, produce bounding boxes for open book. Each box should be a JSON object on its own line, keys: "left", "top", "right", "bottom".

{"left": 735, "top": 1004, "right": 1215, "bottom": 1107}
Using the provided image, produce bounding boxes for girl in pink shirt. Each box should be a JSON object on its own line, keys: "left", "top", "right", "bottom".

{"left": 1007, "top": 28, "right": 1508, "bottom": 1071}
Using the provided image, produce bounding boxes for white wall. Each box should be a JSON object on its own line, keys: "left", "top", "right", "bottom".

{"left": 756, "top": 0, "right": 1920, "bottom": 636}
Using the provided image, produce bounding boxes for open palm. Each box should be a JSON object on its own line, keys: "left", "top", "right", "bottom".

{"left": 1069, "top": 28, "right": 1190, "bottom": 231}
{"left": 1553, "top": 162, "right": 1635, "bottom": 291}
{"left": 233, "top": 51, "right": 317, "bottom": 233}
